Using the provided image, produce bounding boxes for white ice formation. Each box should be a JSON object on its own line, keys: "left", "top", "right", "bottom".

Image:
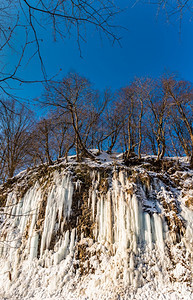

{"left": 0, "top": 158, "right": 193, "bottom": 299}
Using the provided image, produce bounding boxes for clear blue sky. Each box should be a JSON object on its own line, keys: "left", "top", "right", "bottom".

{"left": 8, "top": 0, "right": 193, "bottom": 100}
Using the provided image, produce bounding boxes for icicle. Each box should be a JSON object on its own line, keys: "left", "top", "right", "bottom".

{"left": 132, "top": 195, "right": 140, "bottom": 237}
{"left": 144, "top": 212, "right": 152, "bottom": 250}
{"left": 67, "top": 176, "right": 73, "bottom": 220}
{"left": 69, "top": 228, "right": 76, "bottom": 253}
{"left": 53, "top": 230, "right": 70, "bottom": 265}
{"left": 91, "top": 190, "right": 96, "bottom": 220}
{"left": 153, "top": 213, "right": 164, "bottom": 253}
{"left": 30, "top": 232, "right": 39, "bottom": 260}
{"left": 98, "top": 196, "right": 105, "bottom": 241}
{"left": 106, "top": 191, "right": 113, "bottom": 244}
{"left": 40, "top": 187, "right": 56, "bottom": 256}
{"left": 119, "top": 171, "right": 126, "bottom": 186}
{"left": 18, "top": 183, "right": 40, "bottom": 236}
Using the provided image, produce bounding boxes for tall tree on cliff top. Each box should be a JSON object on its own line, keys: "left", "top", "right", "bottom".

{"left": 43, "top": 72, "right": 106, "bottom": 161}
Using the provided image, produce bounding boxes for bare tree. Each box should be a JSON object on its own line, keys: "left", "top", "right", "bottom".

{"left": 81, "top": 90, "right": 108, "bottom": 152}
{"left": 83, "top": 89, "right": 123, "bottom": 153}
{"left": 146, "top": 78, "right": 168, "bottom": 160}
{"left": 43, "top": 72, "right": 105, "bottom": 161}
{"left": 0, "top": 99, "right": 33, "bottom": 180}
{"left": 130, "top": 78, "right": 150, "bottom": 159}
{"left": 142, "top": 119, "right": 157, "bottom": 156}
{"left": 117, "top": 86, "right": 136, "bottom": 159}
{"left": 153, "top": 0, "right": 192, "bottom": 23}
{"left": 163, "top": 76, "right": 193, "bottom": 166}
{"left": 30, "top": 118, "right": 54, "bottom": 165}
{"left": 51, "top": 111, "right": 75, "bottom": 161}
{"left": 0, "top": 1, "right": 120, "bottom": 99}
{"left": 29, "top": 110, "right": 74, "bottom": 165}
{"left": 117, "top": 81, "right": 147, "bottom": 160}
{"left": 104, "top": 93, "right": 126, "bottom": 154}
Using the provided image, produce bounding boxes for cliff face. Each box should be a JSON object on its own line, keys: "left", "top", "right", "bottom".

{"left": 0, "top": 155, "right": 193, "bottom": 299}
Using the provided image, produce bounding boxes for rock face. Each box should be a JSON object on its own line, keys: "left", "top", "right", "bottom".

{"left": 0, "top": 157, "right": 193, "bottom": 299}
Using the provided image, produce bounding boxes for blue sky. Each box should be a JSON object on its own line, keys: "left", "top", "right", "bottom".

{"left": 7, "top": 0, "right": 193, "bottom": 100}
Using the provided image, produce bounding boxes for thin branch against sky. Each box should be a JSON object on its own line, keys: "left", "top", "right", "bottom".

{"left": 0, "top": 0, "right": 192, "bottom": 101}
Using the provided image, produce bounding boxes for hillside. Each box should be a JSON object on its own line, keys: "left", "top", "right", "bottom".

{"left": 0, "top": 152, "right": 193, "bottom": 299}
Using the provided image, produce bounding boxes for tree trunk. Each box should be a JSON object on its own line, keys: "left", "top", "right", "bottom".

{"left": 190, "top": 151, "right": 193, "bottom": 168}
{"left": 71, "top": 109, "right": 96, "bottom": 161}
{"left": 138, "top": 99, "right": 143, "bottom": 159}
